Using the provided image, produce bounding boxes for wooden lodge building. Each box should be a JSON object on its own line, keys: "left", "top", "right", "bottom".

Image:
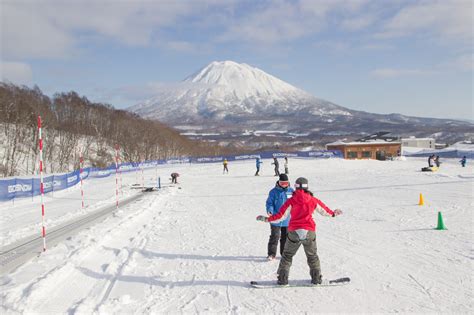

{"left": 326, "top": 132, "right": 401, "bottom": 160}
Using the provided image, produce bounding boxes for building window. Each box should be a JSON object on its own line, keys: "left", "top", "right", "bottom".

{"left": 347, "top": 152, "right": 358, "bottom": 159}
{"left": 362, "top": 151, "right": 371, "bottom": 158}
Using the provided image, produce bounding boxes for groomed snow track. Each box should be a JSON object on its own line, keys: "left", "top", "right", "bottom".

{"left": 0, "top": 192, "right": 144, "bottom": 275}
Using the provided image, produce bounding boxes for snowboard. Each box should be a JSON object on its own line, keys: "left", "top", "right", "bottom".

{"left": 250, "top": 277, "right": 350, "bottom": 289}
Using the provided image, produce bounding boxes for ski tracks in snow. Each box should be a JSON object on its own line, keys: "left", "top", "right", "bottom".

{"left": 1, "top": 159, "right": 472, "bottom": 314}
{"left": 0, "top": 190, "right": 170, "bottom": 313}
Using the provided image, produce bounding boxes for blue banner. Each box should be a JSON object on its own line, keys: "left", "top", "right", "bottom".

{"left": 0, "top": 150, "right": 341, "bottom": 201}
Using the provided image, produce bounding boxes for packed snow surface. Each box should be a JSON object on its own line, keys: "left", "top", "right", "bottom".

{"left": 1, "top": 158, "right": 473, "bottom": 313}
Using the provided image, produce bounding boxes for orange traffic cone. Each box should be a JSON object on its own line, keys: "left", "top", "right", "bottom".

{"left": 418, "top": 193, "right": 424, "bottom": 206}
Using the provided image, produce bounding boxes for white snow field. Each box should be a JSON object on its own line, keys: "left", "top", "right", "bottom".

{"left": 0, "top": 166, "right": 165, "bottom": 247}
{"left": 1, "top": 157, "right": 473, "bottom": 313}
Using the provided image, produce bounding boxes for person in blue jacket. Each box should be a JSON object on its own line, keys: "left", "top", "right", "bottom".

{"left": 255, "top": 157, "right": 263, "bottom": 176}
{"left": 265, "top": 173, "right": 294, "bottom": 260}
{"left": 460, "top": 156, "right": 467, "bottom": 167}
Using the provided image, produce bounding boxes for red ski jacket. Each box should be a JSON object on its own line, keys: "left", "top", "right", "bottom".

{"left": 268, "top": 189, "right": 335, "bottom": 231}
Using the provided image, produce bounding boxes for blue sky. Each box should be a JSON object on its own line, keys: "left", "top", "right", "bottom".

{"left": 1, "top": 0, "right": 472, "bottom": 120}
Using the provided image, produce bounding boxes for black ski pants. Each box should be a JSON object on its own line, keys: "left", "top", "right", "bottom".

{"left": 277, "top": 230, "right": 321, "bottom": 277}
{"left": 268, "top": 225, "right": 287, "bottom": 257}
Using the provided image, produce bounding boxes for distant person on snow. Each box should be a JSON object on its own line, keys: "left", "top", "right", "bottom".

{"left": 434, "top": 155, "right": 441, "bottom": 167}
{"left": 265, "top": 174, "right": 294, "bottom": 261}
{"left": 428, "top": 154, "right": 435, "bottom": 167}
{"left": 223, "top": 159, "right": 229, "bottom": 174}
{"left": 284, "top": 157, "right": 289, "bottom": 174}
{"left": 272, "top": 157, "right": 280, "bottom": 176}
{"left": 255, "top": 158, "right": 263, "bottom": 176}
{"left": 170, "top": 172, "right": 179, "bottom": 184}
{"left": 460, "top": 156, "right": 467, "bottom": 167}
{"left": 257, "top": 177, "right": 342, "bottom": 286}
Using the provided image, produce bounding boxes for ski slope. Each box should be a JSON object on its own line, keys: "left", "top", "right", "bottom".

{"left": 1, "top": 158, "right": 473, "bottom": 313}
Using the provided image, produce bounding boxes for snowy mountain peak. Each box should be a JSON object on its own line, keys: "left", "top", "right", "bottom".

{"left": 183, "top": 60, "right": 302, "bottom": 98}
{"left": 129, "top": 60, "right": 350, "bottom": 124}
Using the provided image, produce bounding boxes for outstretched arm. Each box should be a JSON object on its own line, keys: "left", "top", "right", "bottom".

{"left": 314, "top": 198, "right": 342, "bottom": 217}
{"left": 257, "top": 199, "right": 292, "bottom": 223}
{"left": 269, "top": 199, "right": 292, "bottom": 223}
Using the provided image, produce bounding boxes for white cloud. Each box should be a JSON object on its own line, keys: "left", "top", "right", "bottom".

{"left": 1, "top": 3, "right": 75, "bottom": 59}
{"left": 0, "top": 61, "right": 33, "bottom": 85}
{"left": 373, "top": 53, "right": 473, "bottom": 78}
{"left": 218, "top": 0, "right": 372, "bottom": 44}
{"left": 371, "top": 68, "right": 437, "bottom": 78}
{"left": 219, "top": 1, "right": 310, "bottom": 44}
{"left": 313, "top": 40, "right": 351, "bottom": 52}
{"left": 2, "top": 0, "right": 471, "bottom": 61}
{"left": 340, "top": 15, "right": 375, "bottom": 31}
{"left": 376, "top": 0, "right": 472, "bottom": 43}
{"left": 439, "top": 54, "right": 474, "bottom": 72}
{"left": 451, "top": 54, "right": 474, "bottom": 72}
{"left": 1, "top": 0, "right": 231, "bottom": 59}
{"left": 162, "top": 41, "right": 213, "bottom": 54}
{"left": 360, "top": 43, "right": 394, "bottom": 51}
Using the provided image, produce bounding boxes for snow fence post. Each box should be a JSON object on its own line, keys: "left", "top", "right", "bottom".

{"left": 38, "top": 115, "right": 46, "bottom": 252}
{"left": 80, "top": 155, "right": 85, "bottom": 209}
{"left": 114, "top": 144, "right": 119, "bottom": 209}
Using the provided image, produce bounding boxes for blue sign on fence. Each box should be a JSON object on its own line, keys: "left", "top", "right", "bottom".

{"left": 0, "top": 150, "right": 341, "bottom": 201}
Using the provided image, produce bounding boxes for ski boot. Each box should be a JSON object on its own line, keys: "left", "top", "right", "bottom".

{"left": 277, "top": 270, "right": 289, "bottom": 286}
{"left": 310, "top": 269, "right": 322, "bottom": 285}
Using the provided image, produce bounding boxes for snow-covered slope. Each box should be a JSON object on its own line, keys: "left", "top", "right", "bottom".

{"left": 129, "top": 61, "right": 351, "bottom": 122}
{"left": 1, "top": 158, "right": 473, "bottom": 313}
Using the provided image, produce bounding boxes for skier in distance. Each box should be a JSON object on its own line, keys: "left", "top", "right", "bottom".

{"left": 223, "top": 159, "right": 229, "bottom": 174}
{"left": 272, "top": 157, "right": 280, "bottom": 176}
{"left": 255, "top": 157, "right": 263, "bottom": 176}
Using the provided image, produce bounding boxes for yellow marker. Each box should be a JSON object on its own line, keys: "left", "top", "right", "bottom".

{"left": 418, "top": 193, "right": 424, "bottom": 206}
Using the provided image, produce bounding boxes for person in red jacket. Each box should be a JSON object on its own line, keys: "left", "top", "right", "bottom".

{"left": 257, "top": 177, "right": 342, "bottom": 285}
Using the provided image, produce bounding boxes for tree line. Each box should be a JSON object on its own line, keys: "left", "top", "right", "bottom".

{"left": 0, "top": 83, "right": 228, "bottom": 177}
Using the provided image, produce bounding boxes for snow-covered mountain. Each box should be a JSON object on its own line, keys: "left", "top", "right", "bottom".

{"left": 129, "top": 61, "right": 473, "bottom": 149}
{"left": 129, "top": 60, "right": 351, "bottom": 122}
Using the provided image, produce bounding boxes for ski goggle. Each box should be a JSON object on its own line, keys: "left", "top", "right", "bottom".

{"left": 279, "top": 181, "right": 289, "bottom": 188}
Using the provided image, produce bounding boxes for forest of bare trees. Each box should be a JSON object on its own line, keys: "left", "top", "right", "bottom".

{"left": 0, "top": 83, "right": 227, "bottom": 177}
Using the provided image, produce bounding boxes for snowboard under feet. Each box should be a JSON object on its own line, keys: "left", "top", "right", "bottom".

{"left": 250, "top": 277, "right": 350, "bottom": 289}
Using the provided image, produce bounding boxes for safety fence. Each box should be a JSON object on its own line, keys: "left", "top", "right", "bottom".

{"left": 0, "top": 150, "right": 342, "bottom": 201}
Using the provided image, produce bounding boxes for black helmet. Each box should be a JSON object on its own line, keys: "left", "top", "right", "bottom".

{"left": 295, "top": 177, "right": 308, "bottom": 190}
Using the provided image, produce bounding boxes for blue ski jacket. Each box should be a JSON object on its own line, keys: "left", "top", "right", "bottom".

{"left": 256, "top": 159, "right": 263, "bottom": 169}
{"left": 266, "top": 184, "right": 294, "bottom": 227}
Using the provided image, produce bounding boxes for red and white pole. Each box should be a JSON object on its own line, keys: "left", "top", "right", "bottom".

{"left": 119, "top": 155, "right": 123, "bottom": 195}
{"left": 115, "top": 145, "right": 119, "bottom": 209}
{"left": 80, "top": 155, "right": 85, "bottom": 209}
{"left": 38, "top": 116, "right": 46, "bottom": 252}
{"left": 141, "top": 162, "right": 144, "bottom": 190}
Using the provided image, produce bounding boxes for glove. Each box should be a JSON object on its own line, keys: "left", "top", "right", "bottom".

{"left": 256, "top": 215, "right": 269, "bottom": 222}
{"left": 333, "top": 209, "right": 343, "bottom": 217}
